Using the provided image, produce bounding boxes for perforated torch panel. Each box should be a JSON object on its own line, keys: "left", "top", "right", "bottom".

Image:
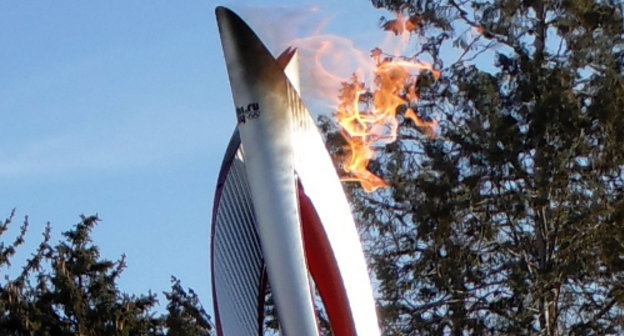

{"left": 213, "top": 151, "right": 264, "bottom": 336}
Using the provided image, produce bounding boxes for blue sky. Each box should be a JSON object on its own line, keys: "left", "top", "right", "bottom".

{"left": 0, "top": 1, "right": 389, "bottom": 315}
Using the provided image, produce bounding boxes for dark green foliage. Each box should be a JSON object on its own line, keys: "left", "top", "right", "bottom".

{"left": 164, "top": 277, "right": 213, "bottom": 336}
{"left": 321, "top": 0, "right": 624, "bottom": 335}
{"left": 0, "top": 211, "right": 213, "bottom": 336}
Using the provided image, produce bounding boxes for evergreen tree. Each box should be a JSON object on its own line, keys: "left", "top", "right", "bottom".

{"left": 163, "top": 277, "right": 213, "bottom": 336}
{"left": 322, "top": 0, "right": 624, "bottom": 334}
{"left": 0, "top": 210, "right": 213, "bottom": 336}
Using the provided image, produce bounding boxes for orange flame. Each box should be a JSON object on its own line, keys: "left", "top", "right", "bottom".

{"left": 334, "top": 16, "right": 439, "bottom": 192}
{"left": 382, "top": 13, "right": 420, "bottom": 36}
{"left": 473, "top": 26, "right": 485, "bottom": 35}
{"left": 287, "top": 13, "right": 439, "bottom": 192}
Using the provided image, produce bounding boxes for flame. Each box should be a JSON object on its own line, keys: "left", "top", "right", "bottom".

{"left": 382, "top": 13, "right": 420, "bottom": 37}
{"left": 288, "top": 13, "right": 439, "bottom": 192}
{"left": 335, "top": 56, "right": 439, "bottom": 192}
